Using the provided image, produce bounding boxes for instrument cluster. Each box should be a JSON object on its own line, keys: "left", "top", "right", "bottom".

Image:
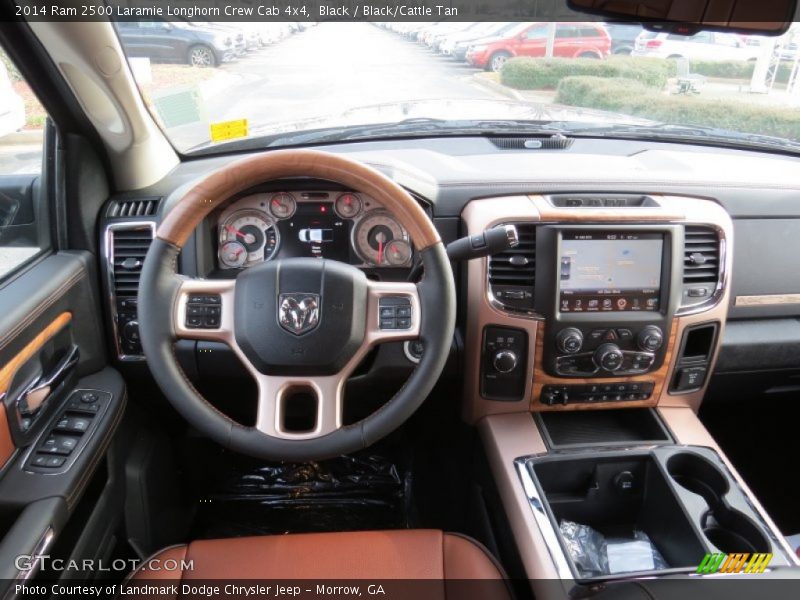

{"left": 215, "top": 191, "right": 414, "bottom": 271}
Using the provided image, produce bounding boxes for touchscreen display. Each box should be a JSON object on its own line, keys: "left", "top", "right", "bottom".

{"left": 559, "top": 232, "right": 663, "bottom": 313}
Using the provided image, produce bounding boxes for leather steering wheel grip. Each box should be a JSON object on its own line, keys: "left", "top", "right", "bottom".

{"left": 156, "top": 149, "right": 441, "bottom": 250}
{"left": 137, "top": 150, "right": 456, "bottom": 461}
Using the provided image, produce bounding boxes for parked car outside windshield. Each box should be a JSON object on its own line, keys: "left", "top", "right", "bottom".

{"left": 115, "top": 21, "right": 800, "bottom": 154}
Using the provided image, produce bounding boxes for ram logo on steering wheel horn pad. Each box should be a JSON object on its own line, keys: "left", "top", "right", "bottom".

{"left": 278, "top": 293, "right": 320, "bottom": 335}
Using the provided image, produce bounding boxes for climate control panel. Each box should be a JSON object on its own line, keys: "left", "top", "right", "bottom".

{"left": 549, "top": 325, "right": 666, "bottom": 377}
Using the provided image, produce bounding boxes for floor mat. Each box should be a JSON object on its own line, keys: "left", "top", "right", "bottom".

{"left": 189, "top": 451, "right": 410, "bottom": 539}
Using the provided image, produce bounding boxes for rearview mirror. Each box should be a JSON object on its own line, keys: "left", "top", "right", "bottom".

{"left": 568, "top": 0, "right": 796, "bottom": 34}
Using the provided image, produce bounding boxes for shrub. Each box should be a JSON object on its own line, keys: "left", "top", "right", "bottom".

{"left": 690, "top": 59, "right": 794, "bottom": 84}
{"left": 500, "top": 56, "right": 673, "bottom": 90}
{"left": 0, "top": 49, "right": 21, "bottom": 82}
{"left": 555, "top": 76, "right": 800, "bottom": 141}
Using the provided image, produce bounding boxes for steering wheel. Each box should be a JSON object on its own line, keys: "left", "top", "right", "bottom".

{"left": 137, "top": 150, "right": 455, "bottom": 461}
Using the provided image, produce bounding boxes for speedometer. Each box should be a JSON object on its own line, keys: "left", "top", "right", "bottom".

{"left": 218, "top": 209, "right": 279, "bottom": 268}
{"left": 352, "top": 210, "right": 408, "bottom": 266}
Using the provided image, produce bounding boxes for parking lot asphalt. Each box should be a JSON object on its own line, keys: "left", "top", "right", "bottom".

{"left": 204, "top": 22, "right": 501, "bottom": 133}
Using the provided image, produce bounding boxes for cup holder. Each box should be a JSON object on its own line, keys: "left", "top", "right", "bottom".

{"left": 667, "top": 452, "right": 729, "bottom": 505}
{"left": 667, "top": 453, "right": 770, "bottom": 554}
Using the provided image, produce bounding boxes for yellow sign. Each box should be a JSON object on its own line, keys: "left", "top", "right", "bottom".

{"left": 209, "top": 119, "right": 248, "bottom": 143}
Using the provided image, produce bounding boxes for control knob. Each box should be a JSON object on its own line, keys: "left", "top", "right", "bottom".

{"left": 594, "top": 343, "right": 624, "bottom": 372}
{"left": 122, "top": 320, "right": 140, "bottom": 344}
{"left": 556, "top": 328, "right": 584, "bottom": 355}
{"left": 638, "top": 326, "right": 664, "bottom": 352}
{"left": 493, "top": 350, "right": 518, "bottom": 374}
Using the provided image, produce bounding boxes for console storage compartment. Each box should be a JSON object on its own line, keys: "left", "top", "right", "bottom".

{"left": 522, "top": 446, "right": 789, "bottom": 582}
{"left": 536, "top": 408, "right": 671, "bottom": 448}
{"left": 531, "top": 453, "right": 705, "bottom": 579}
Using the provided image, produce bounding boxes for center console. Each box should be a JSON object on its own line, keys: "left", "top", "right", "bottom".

{"left": 466, "top": 193, "right": 800, "bottom": 595}
{"left": 542, "top": 227, "right": 676, "bottom": 379}
{"left": 462, "top": 194, "right": 731, "bottom": 421}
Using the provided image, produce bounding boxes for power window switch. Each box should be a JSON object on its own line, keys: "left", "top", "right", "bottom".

{"left": 55, "top": 417, "right": 92, "bottom": 434}
{"left": 40, "top": 435, "right": 79, "bottom": 456}
{"left": 31, "top": 455, "right": 49, "bottom": 467}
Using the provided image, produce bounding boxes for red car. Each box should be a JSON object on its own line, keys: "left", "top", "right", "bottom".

{"left": 466, "top": 22, "right": 612, "bottom": 71}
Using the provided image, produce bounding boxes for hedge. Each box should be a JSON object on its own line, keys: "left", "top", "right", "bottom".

{"left": 690, "top": 60, "right": 794, "bottom": 84}
{"left": 500, "top": 56, "right": 672, "bottom": 90}
{"left": 555, "top": 76, "right": 800, "bottom": 141}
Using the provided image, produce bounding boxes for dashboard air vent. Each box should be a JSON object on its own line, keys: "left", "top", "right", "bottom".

{"left": 107, "top": 198, "right": 160, "bottom": 218}
{"left": 111, "top": 227, "right": 154, "bottom": 298}
{"left": 489, "top": 136, "right": 573, "bottom": 150}
{"left": 488, "top": 223, "right": 536, "bottom": 312}
{"left": 683, "top": 226, "right": 719, "bottom": 284}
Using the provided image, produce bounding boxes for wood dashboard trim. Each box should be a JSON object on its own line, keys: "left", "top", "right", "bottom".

{"left": 0, "top": 312, "right": 73, "bottom": 469}
{"left": 461, "top": 193, "right": 734, "bottom": 422}
{"left": 530, "top": 320, "right": 678, "bottom": 412}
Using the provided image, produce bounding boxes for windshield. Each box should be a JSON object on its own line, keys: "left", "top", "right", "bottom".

{"left": 115, "top": 20, "right": 800, "bottom": 153}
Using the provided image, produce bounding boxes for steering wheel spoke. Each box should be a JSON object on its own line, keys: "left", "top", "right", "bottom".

{"left": 251, "top": 280, "right": 420, "bottom": 440}
{"left": 174, "top": 278, "right": 236, "bottom": 344}
{"left": 253, "top": 372, "right": 345, "bottom": 439}
{"left": 139, "top": 149, "right": 453, "bottom": 461}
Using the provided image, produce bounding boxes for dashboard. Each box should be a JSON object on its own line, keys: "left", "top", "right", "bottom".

{"left": 213, "top": 190, "right": 414, "bottom": 272}
{"left": 99, "top": 135, "right": 800, "bottom": 426}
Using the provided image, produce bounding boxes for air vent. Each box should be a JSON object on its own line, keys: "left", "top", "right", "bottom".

{"left": 489, "top": 136, "right": 573, "bottom": 150}
{"left": 683, "top": 226, "right": 720, "bottom": 284}
{"left": 488, "top": 224, "right": 536, "bottom": 312}
{"left": 111, "top": 227, "right": 154, "bottom": 298}
{"left": 107, "top": 198, "right": 160, "bottom": 218}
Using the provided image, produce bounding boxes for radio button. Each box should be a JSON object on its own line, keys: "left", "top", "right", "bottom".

{"left": 588, "top": 329, "right": 608, "bottom": 342}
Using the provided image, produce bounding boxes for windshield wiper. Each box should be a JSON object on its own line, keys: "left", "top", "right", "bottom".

{"left": 186, "top": 118, "right": 571, "bottom": 154}
{"left": 263, "top": 118, "right": 573, "bottom": 146}
{"left": 557, "top": 122, "right": 800, "bottom": 152}
{"left": 186, "top": 118, "right": 800, "bottom": 156}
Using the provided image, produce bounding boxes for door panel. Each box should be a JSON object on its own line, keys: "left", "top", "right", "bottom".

{"left": 0, "top": 180, "right": 124, "bottom": 593}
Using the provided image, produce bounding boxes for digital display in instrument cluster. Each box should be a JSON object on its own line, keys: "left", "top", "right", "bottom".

{"left": 281, "top": 202, "right": 352, "bottom": 262}
{"left": 559, "top": 232, "right": 664, "bottom": 313}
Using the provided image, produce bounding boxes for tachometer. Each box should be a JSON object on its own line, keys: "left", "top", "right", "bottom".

{"left": 218, "top": 209, "right": 279, "bottom": 268}
{"left": 352, "top": 210, "right": 408, "bottom": 266}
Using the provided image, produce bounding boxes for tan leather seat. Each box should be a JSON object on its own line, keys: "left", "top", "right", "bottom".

{"left": 130, "top": 530, "right": 510, "bottom": 597}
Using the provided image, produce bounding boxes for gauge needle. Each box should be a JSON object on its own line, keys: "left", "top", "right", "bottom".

{"left": 225, "top": 225, "right": 246, "bottom": 239}
{"left": 376, "top": 232, "right": 386, "bottom": 265}
{"left": 226, "top": 225, "right": 256, "bottom": 245}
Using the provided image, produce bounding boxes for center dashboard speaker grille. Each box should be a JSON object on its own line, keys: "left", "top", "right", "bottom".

{"left": 488, "top": 223, "right": 536, "bottom": 312}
